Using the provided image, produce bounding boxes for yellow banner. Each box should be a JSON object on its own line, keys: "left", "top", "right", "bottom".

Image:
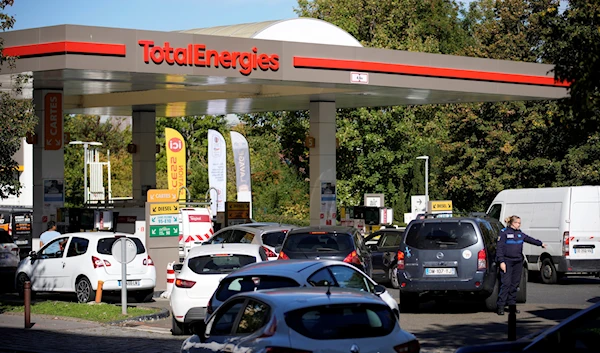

{"left": 165, "top": 128, "right": 186, "bottom": 200}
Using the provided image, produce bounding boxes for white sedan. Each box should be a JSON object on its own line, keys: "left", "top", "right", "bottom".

{"left": 170, "top": 243, "right": 268, "bottom": 335}
{"left": 182, "top": 287, "right": 420, "bottom": 353}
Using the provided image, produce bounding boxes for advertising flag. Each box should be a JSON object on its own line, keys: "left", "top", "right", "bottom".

{"left": 165, "top": 128, "right": 186, "bottom": 200}
{"left": 208, "top": 129, "right": 227, "bottom": 215}
{"left": 230, "top": 132, "right": 252, "bottom": 212}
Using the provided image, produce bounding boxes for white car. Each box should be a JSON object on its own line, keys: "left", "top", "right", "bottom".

{"left": 170, "top": 243, "right": 268, "bottom": 335}
{"left": 15, "top": 232, "right": 156, "bottom": 303}
{"left": 207, "top": 259, "right": 400, "bottom": 319}
{"left": 182, "top": 287, "right": 420, "bottom": 353}
{"left": 0, "top": 229, "right": 20, "bottom": 283}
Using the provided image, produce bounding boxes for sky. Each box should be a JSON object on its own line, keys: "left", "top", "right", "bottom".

{"left": 7, "top": 0, "right": 300, "bottom": 32}
{"left": 5, "top": 0, "right": 477, "bottom": 32}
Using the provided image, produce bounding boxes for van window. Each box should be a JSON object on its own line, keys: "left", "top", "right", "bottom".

{"left": 405, "top": 222, "right": 478, "bottom": 250}
{"left": 97, "top": 237, "right": 145, "bottom": 255}
{"left": 488, "top": 204, "right": 502, "bottom": 221}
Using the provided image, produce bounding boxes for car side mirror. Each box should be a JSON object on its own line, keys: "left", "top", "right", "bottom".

{"left": 173, "top": 263, "right": 183, "bottom": 273}
{"left": 368, "top": 244, "right": 378, "bottom": 251}
{"left": 29, "top": 251, "right": 37, "bottom": 259}
{"left": 373, "top": 284, "right": 386, "bottom": 296}
{"left": 190, "top": 320, "right": 207, "bottom": 342}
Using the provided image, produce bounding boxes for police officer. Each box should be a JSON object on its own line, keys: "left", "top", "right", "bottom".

{"left": 496, "top": 215, "right": 546, "bottom": 315}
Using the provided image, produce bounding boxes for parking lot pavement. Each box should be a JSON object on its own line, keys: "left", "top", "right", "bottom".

{"left": 0, "top": 311, "right": 182, "bottom": 353}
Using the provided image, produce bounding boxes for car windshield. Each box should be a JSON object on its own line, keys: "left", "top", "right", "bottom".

{"left": 97, "top": 237, "right": 145, "bottom": 255}
{"left": 285, "top": 303, "right": 396, "bottom": 340}
{"left": 405, "top": 222, "right": 478, "bottom": 250}
{"left": 188, "top": 254, "right": 256, "bottom": 274}
{"left": 215, "top": 275, "right": 300, "bottom": 301}
{"left": 283, "top": 233, "right": 353, "bottom": 252}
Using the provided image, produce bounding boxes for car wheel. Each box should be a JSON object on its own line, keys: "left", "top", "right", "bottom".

{"left": 400, "top": 292, "right": 419, "bottom": 313}
{"left": 516, "top": 267, "right": 527, "bottom": 303}
{"left": 75, "top": 277, "right": 95, "bottom": 303}
{"left": 171, "top": 315, "right": 187, "bottom": 336}
{"left": 389, "top": 267, "right": 400, "bottom": 289}
{"left": 16, "top": 273, "right": 35, "bottom": 299}
{"left": 134, "top": 289, "right": 154, "bottom": 303}
{"left": 541, "top": 258, "right": 558, "bottom": 284}
{"left": 484, "top": 278, "right": 499, "bottom": 312}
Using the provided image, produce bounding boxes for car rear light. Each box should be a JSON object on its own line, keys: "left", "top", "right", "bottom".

{"left": 278, "top": 251, "right": 290, "bottom": 260}
{"left": 258, "top": 317, "right": 277, "bottom": 338}
{"left": 11, "top": 247, "right": 19, "bottom": 255}
{"left": 262, "top": 246, "right": 277, "bottom": 258}
{"left": 207, "top": 296, "right": 214, "bottom": 315}
{"left": 175, "top": 279, "right": 196, "bottom": 288}
{"left": 477, "top": 249, "right": 487, "bottom": 271}
{"left": 343, "top": 250, "right": 361, "bottom": 265}
{"left": 146, "top": 255, "right": 154, "bottom": 266}
{"left": 563, "top": 231, "right": 570, "bottom": 256}
{"left": 397, "top": 250, "right": 405, "bottom": 270}
{"left": 394, "top": 339, "right": 420, "bottom": 353}
{"left": 92, "top": 256, "right": 104, "bottom": 268}
{"left": 265, "top": 348, "right": 311, "bottom": 353}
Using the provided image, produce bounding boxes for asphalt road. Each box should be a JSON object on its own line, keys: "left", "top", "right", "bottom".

{"left": 388, "top": 274, "right": 600, "bottom": 352}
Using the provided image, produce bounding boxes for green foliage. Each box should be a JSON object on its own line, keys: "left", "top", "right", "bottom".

{"left": 0, "top": 0, "right": 37, "bottom": 199}
{"left": 542, "top": 0, "right": 600, "bottom": 131}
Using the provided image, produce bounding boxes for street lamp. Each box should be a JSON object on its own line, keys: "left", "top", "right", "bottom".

{"left": 416, "top": 155, "right": 429, "bottom": 206}
{"left": 69, "top": 141, "right": 103, "bottom": 204}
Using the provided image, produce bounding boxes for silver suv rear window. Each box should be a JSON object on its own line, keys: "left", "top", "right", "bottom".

{"left": 405, "top": 222, "right": 478, "bottom": 250}
{"left": 285, "top": 303, "right": 395, "bottom": 339}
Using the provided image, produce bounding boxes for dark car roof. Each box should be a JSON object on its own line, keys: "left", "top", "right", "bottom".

{"left": 288, "top": 226, "right": 356, "bottom": 234}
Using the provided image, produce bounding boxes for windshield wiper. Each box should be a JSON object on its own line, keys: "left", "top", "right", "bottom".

{"left": 315, "top": 247, "right": 338, "bottom": 252}
{"left": 435, "top": 240, "right": 458, "bottom": 245}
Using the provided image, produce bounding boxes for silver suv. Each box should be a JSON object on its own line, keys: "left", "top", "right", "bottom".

{"left": 397, "top": 215, "right": 527, "bottom": 312}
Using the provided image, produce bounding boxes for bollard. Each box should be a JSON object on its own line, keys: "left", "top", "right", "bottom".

{"left": 160, "top": 262, "right": 175, "bottom": 299}
{"left": 508, "top": 304, "right": 517, "bottom": 341}
{"left": 95, "top": 280, "right": 104, "bottom": 303}
{"left": 24, "top": 281, "right": 33, "bottom": 329}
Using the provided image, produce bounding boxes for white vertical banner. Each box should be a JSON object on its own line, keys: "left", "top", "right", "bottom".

{"left": 208, "top": 130, "right": 227, "bottom": 216}
{"left": 230, "top": 131, "right": 252, "bottom": 218}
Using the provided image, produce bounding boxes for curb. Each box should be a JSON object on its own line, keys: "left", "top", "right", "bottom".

{"left": 108, "top": 307, "right": 170, "bottom": 326}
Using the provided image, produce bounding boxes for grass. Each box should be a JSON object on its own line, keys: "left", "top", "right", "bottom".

{"left": 0, "top": 300, "right": 161, "bottom": 323}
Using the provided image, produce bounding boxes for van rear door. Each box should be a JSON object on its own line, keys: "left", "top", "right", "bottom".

{"left": 403, "top": 221, "right": 480, "bottom": 281}
{"left": 568, "top": 187, "right": 600, "bottom": 261}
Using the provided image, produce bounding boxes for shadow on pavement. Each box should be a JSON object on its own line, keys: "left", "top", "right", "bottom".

{"left": 527, "top": 307, "right": 582, "bottom": 321}
{"left": 0, "top": 327, "right": 181, "bottom": 353}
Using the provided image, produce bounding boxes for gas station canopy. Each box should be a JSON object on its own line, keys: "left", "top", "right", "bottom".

{"left": 1, "top": 19, "right": 567, "bottom": 117}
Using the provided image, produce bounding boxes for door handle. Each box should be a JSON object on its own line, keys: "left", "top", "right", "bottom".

{"left": 62, "top": 262, "right": 66, "bottom": 268}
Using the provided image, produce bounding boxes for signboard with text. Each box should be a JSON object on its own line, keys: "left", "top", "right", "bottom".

{"left": 225, "top": 202, "right": 250, "bottom": 226}
{"left": 150, "top": 203, "right": 180, "bottom": 215}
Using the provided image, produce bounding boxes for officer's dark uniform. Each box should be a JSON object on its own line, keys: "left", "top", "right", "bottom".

{"left": 496, "top": 226, "right": 542, "bottom": 313}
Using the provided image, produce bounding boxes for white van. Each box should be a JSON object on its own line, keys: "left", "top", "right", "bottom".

{"left": 487, "top": 186, "right": 600, "bottom": 284}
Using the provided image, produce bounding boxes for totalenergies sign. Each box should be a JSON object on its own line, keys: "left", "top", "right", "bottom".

{"left": 138, "top": 40, "right": 280, "bottom": 76}
{"left": 165, "top": 128, "right": 186, "bottom": 200}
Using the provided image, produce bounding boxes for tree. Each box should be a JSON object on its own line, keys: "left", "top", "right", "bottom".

{"left": 0, "top": 0, "right": 37, "bottom": 199}
{"left": 542, "top": 0, "right": 599, "bottom": 138}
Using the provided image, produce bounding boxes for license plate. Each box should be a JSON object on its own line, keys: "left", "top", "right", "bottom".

{"left": 426, "top": 268, "right": 456, "bottom": 275}
{"left": 118, "top": 280, "right": 140, "bottom": 287}
{"left": 574, "top": 248, "right": 594, "bottom": 254}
